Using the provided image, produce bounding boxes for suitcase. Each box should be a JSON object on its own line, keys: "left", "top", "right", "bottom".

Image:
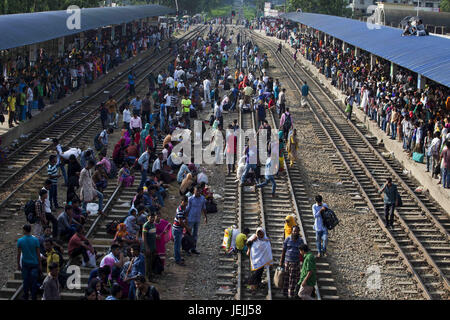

{"left": 412, "top": 152, "right": 424, "bottom": 163}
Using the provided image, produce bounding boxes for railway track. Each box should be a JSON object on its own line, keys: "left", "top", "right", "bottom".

{"left": 0, "top": 26, "right": 206, "bottom": 227}
{"left": 0, "top": 26, "right": 202, "bottom": 199}
{"left": 250, "top": 29, "right": 450, "bottom": 300}
{"left": 217, "top": 27, "right": 338, "bottom": 300}
{"left": 0, "top": 25, "right": 218, "bottom": 300}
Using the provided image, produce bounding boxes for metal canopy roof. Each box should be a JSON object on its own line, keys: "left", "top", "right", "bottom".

{"left": 282, "top": 12, "right": 450, "bottom": 88}
{"left": 0, "top": 5, "right": 175, "bottom": 51}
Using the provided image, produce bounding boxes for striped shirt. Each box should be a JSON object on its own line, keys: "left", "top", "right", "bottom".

{"left": 173, "top": 205, "right": 187, "bottom": 230}
{"left": 47, "top": 164, "right": 58, "bottom": 184}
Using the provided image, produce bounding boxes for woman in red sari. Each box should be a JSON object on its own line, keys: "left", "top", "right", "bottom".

{"left": 154, "top": 213, "right": 172, "bottom": 267}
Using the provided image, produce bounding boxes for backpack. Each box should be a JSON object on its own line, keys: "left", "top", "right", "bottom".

{"left": 182, "top": 233, "right": 195, "bottom": 252}
{"left": 321, "top": 208, "right": 339, "bottom": 230}
{"left": 24, "top": 200, "right": 38, "bottom": 224}
{"left": 283, "top": 114, "right": 292, "bottom": 132}
{"left": 206, "top": 199, "right": 218, "bottom": 213}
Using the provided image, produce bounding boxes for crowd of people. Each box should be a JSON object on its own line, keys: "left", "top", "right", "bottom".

{"left": 15, "top": 23, "right": 248, "bottom": 301}
{"left": 15, "top": 17, "right": 330, "bottom": 301}
{"left": 0, "top": 23, "right": 173, "bottom": 128}
{"left": 256, "top": 18, "right": 450, "bottom": 189}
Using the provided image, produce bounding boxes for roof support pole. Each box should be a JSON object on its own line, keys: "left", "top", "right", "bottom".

{"left": 111, "top": 27, "right": 115, "bottom": 41}
{"left": 342, "top": 41, "right": 348, "bottom": 53}
{"left": 122, "top": 23, "right": 127, "bottom": 37}
{"left": 29, "top": 43, "right": 37, "bottom": 64}
{"left": 390, "top": 61, "right": 397, "bottom": 81}
{"left": 370, "top": 53, "right": 376, "bottom": 71}
{"left": 417, "top": 74, "right": 426, "bottom": 90}
{"left": 80, "top": 32, "right": 85, "bottom": 48}
{"left": 355, "top": 47, "right": 360, "bottom": 59}
{"left": 57, "top": 37, "right": 65, "bottom": 58}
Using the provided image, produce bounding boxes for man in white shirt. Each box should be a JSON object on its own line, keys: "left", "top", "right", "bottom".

{"left": 138, "top": 147, "right": 151, "bottom": 188}
{"left": 52, "top": 138, "right": 68, "bottom": 186}
{"left": 203, "top": 78, "right": 211, "bottom": 103}
{"left": 152, "top": 153, "right": 163, "bottom": 173}
{"left": 165, "top": 76, "right": 175, "bottom": 89}
{"left": 26, "top": 86, "right": 33, "bottom": 115}
{"left": 42, "top": 179, "right": 58, "bottom": 237}
{"left": 122, "top": 105, "right": 131, "bottom": 129}
{"left": 312, "top": 195, "right": 329, "bottom": 258}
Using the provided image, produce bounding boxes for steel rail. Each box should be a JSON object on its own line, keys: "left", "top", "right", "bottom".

{"left": 0, "top": 26, "right": 207, "bottom": 214}
{"left": 250, "top": 30, "right": 437, "bottom": 299}
{"left": 0, "top": 26, "right": 203, "bottom": 192}
{"left": 254, "top": 32, "right": 450, "bottom": 293}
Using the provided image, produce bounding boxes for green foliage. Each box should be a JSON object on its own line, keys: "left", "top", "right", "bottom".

{"left": 243, "top": 5, "right": 256, "bottom": 20}
{"left": 287, "top": 0, "right": 347, "bottom": 16}
{"left": 441, "top": 0, "right": 450, "bottom": 12}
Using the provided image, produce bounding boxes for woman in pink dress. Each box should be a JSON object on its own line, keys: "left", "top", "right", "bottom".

{"left": 154, "top": 213, "right": 172, "bottom": 267}
{"left": 118, "top": 162, "right": 135, "bottom": 187}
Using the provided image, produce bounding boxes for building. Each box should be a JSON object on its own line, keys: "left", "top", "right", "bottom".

{"left": 347, "top": 0, "right": 441, "bottom": 15}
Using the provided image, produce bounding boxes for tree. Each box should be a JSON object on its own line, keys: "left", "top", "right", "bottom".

{"left": 441, "top": 0, "right": 450, "bottom": 12}
{"left": 287, "top": 0, "right": 346, "bottom": 16}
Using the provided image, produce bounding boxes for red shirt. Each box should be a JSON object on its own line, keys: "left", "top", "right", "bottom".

{"left": 126, "top": 145, "right": 139, "bottom": 157}
{"left": 268, "top": 99, "right": 275, "bottom": 109}
{"left": 68, "top": 233, "right": 91, "bottom": 255}
{"left": 145, "top": 135, "right": 154, "bottom": 148}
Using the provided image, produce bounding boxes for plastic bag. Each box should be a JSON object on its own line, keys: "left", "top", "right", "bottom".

{"left": 61, "top": 148, "right": 81, "bottom": 160}
{"left": 274, "top": 266, "right": 284, "bottom": 288}
{"left": 86, "top": 203, "right": 99, "bottom": 216}
{"left": 87, "top": 250, "right": 97, "bottom": 267}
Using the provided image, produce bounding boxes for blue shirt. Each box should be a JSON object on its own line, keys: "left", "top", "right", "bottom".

{"left": 177, "top": 164, "right": 191, "bottom": 183}
{"left": 186, "top": 195, "right": 206, "bottom": 223}
{"left": 17, "top": 235, "right": 40, "bottom": 265}
{"left": 301, "top": 84, "right": 309, "bottom": 97}
{"left": 130, "top": 254, "right": 145, "bottom": 277}
{"left": 283, "top": 236, "right": 304, "bottom": 262}
{"left": 383, "top": 184, "right": 398, "bottom": 205}
{"left": 128, "top": 74, "right": 135, "bottom": 85}
{"left": 312, "top": 203, "right": 328, "bottom": 232}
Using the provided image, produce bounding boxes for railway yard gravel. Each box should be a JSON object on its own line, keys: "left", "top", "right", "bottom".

{"left": 0, "top": 26, "right": 428, "bottom": 300}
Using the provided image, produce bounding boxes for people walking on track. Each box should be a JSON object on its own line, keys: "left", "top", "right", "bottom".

{"left": 277, "top": 42, "right": 282, "bottom": 54}
{"left": 301, "top": 81, "right": 309, "bottom": 107}
{"left": 279, "top": 225, "right": 304, "bottom": 298}
{"left": 312, "top": 195, "right": 329, "bottom": 258}
{"left": 379, "top": 177, "right": 400, "bottom": 229}
{"left": 297, "top": 244, "right": 317, "bottom": 300}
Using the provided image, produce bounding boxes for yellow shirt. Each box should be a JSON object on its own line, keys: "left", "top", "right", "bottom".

{"left": 46, "top": 249, "right": 60, "bottom": 273}
{"left": 7, "top": 96, "right": 16, "bottom": 112}
{"left": 181, "top": 99, "right": 191, "bottom": 113}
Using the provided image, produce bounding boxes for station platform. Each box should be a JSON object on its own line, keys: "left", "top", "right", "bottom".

{"left": 253, "top": 28, "right": 450, "bottom": 215}
{"left": 0, "top": 32, "right": 185, "bottom": 148}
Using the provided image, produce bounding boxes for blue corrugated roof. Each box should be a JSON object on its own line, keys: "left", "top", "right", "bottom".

{"left": 282, "top": 12, "right": 450, "bottom": 88}
{"left": 0, "top": 5, "right": 175, "bottom": 51}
